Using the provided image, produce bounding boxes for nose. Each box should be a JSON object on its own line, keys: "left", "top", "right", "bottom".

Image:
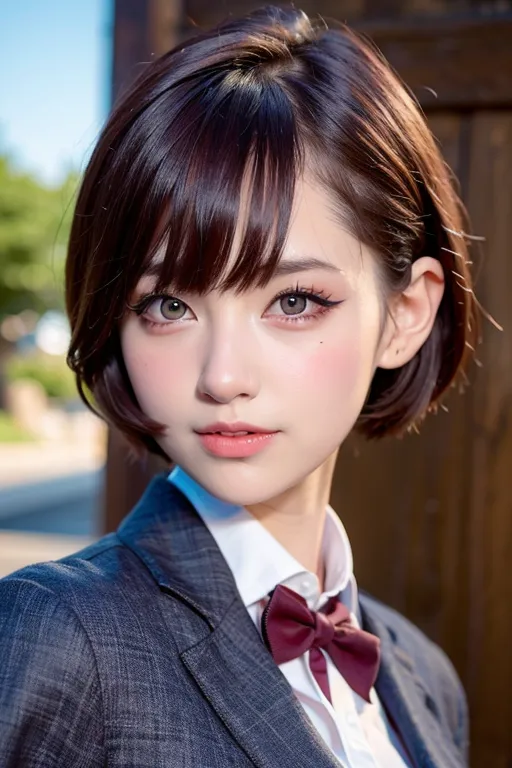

{"left": 196, "top": 322, "right": 260, "bottom": 404}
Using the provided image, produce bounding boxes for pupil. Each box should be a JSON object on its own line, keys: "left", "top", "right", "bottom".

{"left": 281, "top": 294, "right": 307, "bottom": 315}
{"left": 161, "top": 298, "right": 185, "bottom": 319}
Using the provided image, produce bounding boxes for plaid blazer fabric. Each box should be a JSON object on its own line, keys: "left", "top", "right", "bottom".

{"left": 0, "top": 475, "right": 469, "bottom": 767}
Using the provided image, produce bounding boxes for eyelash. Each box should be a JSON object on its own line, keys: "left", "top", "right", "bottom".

{"left": 128, "top": 283, "right": 343, "bottom": 330}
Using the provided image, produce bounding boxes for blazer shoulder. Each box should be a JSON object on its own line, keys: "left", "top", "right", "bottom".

{"left": 361, "top": 591, "right": 441, "bottom": 657}
{"left": 361, "top": 591, "right": 458, "bottom": 675}
{"left": 0, "top": 531, "right": 161, "bottom": 766}
{"left": 0, "top": 570, "right": 106, "bottom": 766}
{"left": 361, "top": 591, "right": 469, "bottom": 757}
{"left": 0, "top": 531, "right": 161, "bottom": 669}
{"left": 1, "top": 531, "right": 147, "bottom": 602}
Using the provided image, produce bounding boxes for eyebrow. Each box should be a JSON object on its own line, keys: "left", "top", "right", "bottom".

{"left": 141, "top": 256, "right": 341, "bottom": 280}
{"left": 272, "top": 257, "right": 341, "bottom": 276}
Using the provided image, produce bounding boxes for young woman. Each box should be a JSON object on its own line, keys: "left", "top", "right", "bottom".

{"left": 0, "top": 6, "right": 475, "bottom": 767}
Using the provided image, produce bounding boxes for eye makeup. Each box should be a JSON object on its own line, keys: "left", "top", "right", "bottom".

{"left": 127, "top": 282, "right": 344, "bottom": 331}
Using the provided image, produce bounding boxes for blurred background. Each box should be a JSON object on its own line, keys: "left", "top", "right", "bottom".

{"left": 1, "top": 2, "right": 511, "bottom": 766}
{"left": 0, "top": 0, "right": 109, "bottom": 571}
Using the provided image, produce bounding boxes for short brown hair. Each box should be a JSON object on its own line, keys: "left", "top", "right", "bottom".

{"left": 66, "top": 5, "right": 478, "bottom": 457}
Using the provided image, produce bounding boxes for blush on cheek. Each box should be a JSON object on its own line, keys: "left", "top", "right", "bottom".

{"left": 295, "top": 339, "right": 365, "bottom": 394}
{"left": 288, "top": 338, "right": 375, "bottom": 437}
{"left": 281, "top": 339, "right": 371, "bottom": 457}
{"left": 322, "top": 343, "right": 364, "bottom": 394}
{"left": 122, "top": 346, "right": 175, "bottom": 420}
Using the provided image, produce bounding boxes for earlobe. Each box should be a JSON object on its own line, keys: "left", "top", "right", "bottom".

{"left": 378, "top": 257, "right": 445, "bottom": 370}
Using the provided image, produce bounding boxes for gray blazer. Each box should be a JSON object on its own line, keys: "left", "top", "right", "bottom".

{"left": 0, "top": 475, "right": 468, "bottom": 767}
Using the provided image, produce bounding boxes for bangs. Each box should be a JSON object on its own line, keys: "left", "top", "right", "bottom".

{"left": 113, "top": 66, "right": 303, "bottom": 299}
{"left": 67, "top": 5, "right": 478, "bottom": 450}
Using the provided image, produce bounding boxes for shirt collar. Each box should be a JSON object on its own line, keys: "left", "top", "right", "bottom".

{"left": 169, "top": 466, "right": 358, "bottom": 613}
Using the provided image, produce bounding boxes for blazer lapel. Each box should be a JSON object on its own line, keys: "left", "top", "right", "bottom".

{"left": 181, "top": 595, "right": 341, "bottom": 768}
{"left": 360, "top": 598, "right": 465, "bottom": 768}
{"left": 118, "top": 475, "right": 340, "bottom": 768}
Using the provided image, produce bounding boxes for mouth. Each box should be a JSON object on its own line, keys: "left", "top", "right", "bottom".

{"left": 195, "top": 422, "right": 275, "bottom": 436}
{"left": 194, "top": 423, "right": 279, "bottom": 458}
{"left": 206, "top": 431, "right": 252, "bottom": 436}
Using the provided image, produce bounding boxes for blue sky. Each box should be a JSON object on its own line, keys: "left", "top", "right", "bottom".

{"left": 0, "top": 0, "right": 111, "bottom": 185}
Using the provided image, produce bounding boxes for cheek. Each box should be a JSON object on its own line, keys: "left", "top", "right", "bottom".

{"left": 121, "top": 331, "right": 188, "bottom": 419}
{"left": 286, "top": 338, "right": 375, "bottom": 452}
{"left": 281, "top": 321, "right": 377, "bottom": 408}
{"left": 298, "top": 340, "right": 368, "bottom": 402}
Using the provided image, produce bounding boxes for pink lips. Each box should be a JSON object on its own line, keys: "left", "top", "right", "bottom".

{"left": 195, "top": 422, "right": 279, "bottom": 458}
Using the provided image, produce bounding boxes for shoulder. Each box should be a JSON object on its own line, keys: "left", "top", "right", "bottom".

{"left": 0, "top": 532, "right": 157, "bottom": 766}
{"left": 361, "top": 591, "right": 450, "bottom": 669}
{"left": 0, "top": 531, "right": 161, "bottom": 645}
{"left": 1, "top": 531, "right": 149, "bottom": 602}
{"left": 361, "top": 592, "right": 462, "bottom": 687}
{"left": 0, "top": 529, "right": 117, "bottom": 615}
{"left": 361, "top": 591, "right": 469, "bottom": 757}
{"left": 0, "top": 545, "right": 117, "bottom": 766}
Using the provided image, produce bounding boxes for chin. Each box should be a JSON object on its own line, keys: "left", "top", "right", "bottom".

{"left": 207, "top": 483, "right": 273, "bottom": 507}
{"left": 180, "top": 457, "right": 297, "bottom": 507}
{"left": 205, "top": 470, "right": 281, "bottom": 507}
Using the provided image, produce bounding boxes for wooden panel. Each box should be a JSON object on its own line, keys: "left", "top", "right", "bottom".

{"left": 333, "top": 111, "right": 512, "bottom": 766}
{"left": 332, "top": 114, "right": 472, "bottom": 649}
{"left": 351, "top": 0, "right": 512, "bottom": 17}
{"left": 103, "top": 428, "right": 167, "bottom": 532}
{"left": 185, "top": 0, "right": 512, "bottom": 23}
{"left": 149, "top": 0, "right": 184, "bottom": 56}
{"left": 107, "top": 6, "right": 512, "bottom": 764}
{"left": 184, "top": 3, "right": 512, "bottom": 109}
{"left": 112, "top": 0, "right": 152, "bottom": 102}
{"left": 463, "top": 111, "right": 512, "bottom": 768}
{"left": 356, "top": 15, "right": 512, "bottom": 109}
{"left": 106, "top": 0, "right": 182, "bottom": 530}
{"left": 112, "top": 0, "right": 183, "bottom": 102}
{"left": 332, "top": 368, "right": 473, "bottom": 650}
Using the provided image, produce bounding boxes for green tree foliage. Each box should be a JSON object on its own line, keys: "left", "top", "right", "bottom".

{"left": 5, "top": 351, "right": 77, "bottom": 400}
{"left": 0, "top": 155, "right": 79, "bottom": 317}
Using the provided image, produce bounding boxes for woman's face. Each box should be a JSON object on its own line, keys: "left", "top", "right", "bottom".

{"left": 121, "top": 177, "right": 390, "bottom": 505}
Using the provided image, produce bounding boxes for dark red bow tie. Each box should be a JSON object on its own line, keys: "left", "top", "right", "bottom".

{"left": 261, "top": 584, "right": 380, "bottom": 703}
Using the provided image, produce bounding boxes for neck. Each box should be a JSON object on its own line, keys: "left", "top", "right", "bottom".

{"left": 246, "top": 451, "right": 338, "bottom": 589}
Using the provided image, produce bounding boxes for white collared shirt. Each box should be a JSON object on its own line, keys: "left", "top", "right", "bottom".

{"left": 169, "top": 466, "right": 410, "bottom": 768}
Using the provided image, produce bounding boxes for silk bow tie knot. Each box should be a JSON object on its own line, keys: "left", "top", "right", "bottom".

{"left": 261, "top": 584, "right": 380, "bottom": 703}
{"left": 313, "top": 611, "right": 336, "bottom": 647}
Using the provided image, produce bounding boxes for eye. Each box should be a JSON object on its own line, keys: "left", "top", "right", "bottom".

{"left": 156, "top": 297, "right": 187, "bottom": 321}
{"left": 128, "top": 293, "right": 192, "bottom": 326}
{"left": 265, "top": 287, "right": 342, "bottom": 322}
{"left": 278, "top": 294, "right": 308, "bottom": 315}
{"left": 265, "top": 284, "right": 343, "bottom": 325}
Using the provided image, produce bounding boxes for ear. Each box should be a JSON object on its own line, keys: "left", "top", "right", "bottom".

{"left": 377, "top": 256, "right": 445, "bottom": 370}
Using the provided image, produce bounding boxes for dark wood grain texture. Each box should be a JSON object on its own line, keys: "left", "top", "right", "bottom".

{"left": 184, "top": 3, "right": 512, "bottom": 108}
{"left": 463, "top": 111, "right": 512, "bottom": 768}
{"left": 111, "top": 0, "right": 152, "bottom": 103}
{"left": 108, "top": 3, "right": 512, "bottom": 764}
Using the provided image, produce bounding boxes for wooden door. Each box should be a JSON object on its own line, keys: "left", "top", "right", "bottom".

{"left": 109, "top": 2, "right": 512, "bottom": 764}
